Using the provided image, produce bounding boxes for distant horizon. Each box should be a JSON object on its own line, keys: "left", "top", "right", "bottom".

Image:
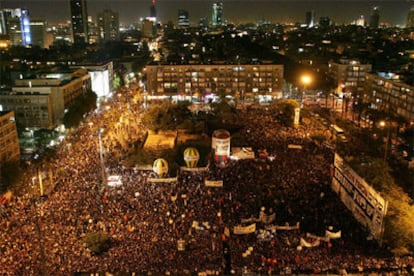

{"left": 0, "top": 0, "right": 411, "bottom": 26}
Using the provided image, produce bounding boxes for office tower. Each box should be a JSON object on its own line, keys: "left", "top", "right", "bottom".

{"left": 1, "top": 8, "right": 31, "bottom": 46}
{"left": 369, "top": 7, "right": 380, "bottom": 28}
{"left": 142, "top": 19, "right": 155, "bottom": 38}
{"left": 177, "top": 10, "right": 190, "bottom": 28}
{"left": 150, "top": 0, "right": 157, "bottom": 19}
{"left": 30, "top": 18, "right": 47, "bottom": 48}
{"left": 87, "top": 16, "right": 99, "bottom": 44}
{"left": 407, "top": 5, "right": 414, "bottom": 28}
{"left": 319, "top": 16, "right": 331, "bottom": 28}
{"left": 70, "top": 0, "right": 89, "bottom": 45}
{"left": 305, "top": 11, "right": 315, "bottom": 28}
{"left": 0, "top": 11, "right": 7, "bottom": 34}
{"left": 212, "top": 1, "right": 223, "bottom": 27}
{"left": 199, "top": 18, "right": 208, "bottom": 29}
{"left": 98, "top": 9, "right": 120, "bottom": 42}
{"left": 355, "top": 15, "right": 365, "bottom": 26}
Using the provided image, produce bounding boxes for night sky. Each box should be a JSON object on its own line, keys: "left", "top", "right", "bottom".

{"left": 0, "top": 0, "right": 411, "bottom": 26}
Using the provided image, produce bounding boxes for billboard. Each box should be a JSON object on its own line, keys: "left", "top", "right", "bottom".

{"left": 332, "top": 154, "right": 388, "bottom": 241}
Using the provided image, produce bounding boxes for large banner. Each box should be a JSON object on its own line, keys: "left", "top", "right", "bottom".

{"left": 233, "top": 223, "right": 256, "bottom": 235}
{"left": 180, "top": 166, "right": 208, "bottom": 172}
{"left": 148, "top": 177, "right": 177, "bottom": 183}
{"left": 205, "top": 180, "right": 223, "bottom": 188}
{"left": 332, "top": 153, "right": 388, "bottom": 241}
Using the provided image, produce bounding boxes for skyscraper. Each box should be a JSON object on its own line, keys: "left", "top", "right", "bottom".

{"left": 70, "top": 0, "right": 89, "bottom": 45}
{"left": 177, "top": 10, "right": 190, "bottom": 28}
{"left": 98, "top": 9, "right": 120, "bottom": 42}
{"left": 305, "top": 11, "right": 315, "bottom": 28}
{"left": 150, "top": 0, "right": 157, "bottom": 20}
{"left": 212, "top": 1, "right": 223, "bottom": 27}
{"left": 369, "top": 7, "right": 380, "bottom": 28}
{"left": 319, "top": 16, "right": 331, "bottom": 28}
{"left": 407, "top": 5, "right": 414, "bottom": 28}
{"left": 1, "top": 9, "right": 31, "bottom": 46}
{"left": 30, "top": 18, "right": 47, "bottom": 48}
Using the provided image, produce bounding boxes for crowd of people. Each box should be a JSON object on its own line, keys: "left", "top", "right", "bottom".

{"left": 0, "top": 90, "right": 413, "bottom": 275}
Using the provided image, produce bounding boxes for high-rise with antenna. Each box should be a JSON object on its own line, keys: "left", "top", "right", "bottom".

{"left": 150, "top": 0, "right": 157, "bottom": 19}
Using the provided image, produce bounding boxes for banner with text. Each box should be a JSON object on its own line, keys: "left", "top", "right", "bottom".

{"left": 332, "top": 153, "right": 387, "bottom": 241}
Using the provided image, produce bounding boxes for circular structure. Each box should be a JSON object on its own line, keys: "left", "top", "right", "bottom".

{"left": 211, "top": 129, "right": 231, "bottom": 167}
{"left": 153, "top": 158, "right": 169, "bottom": 178}
{"left": 183, "top": 147, "right": 200, "bottom": 168}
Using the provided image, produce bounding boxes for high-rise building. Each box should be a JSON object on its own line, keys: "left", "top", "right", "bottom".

{"left": 142, "top": 19, "right": 155, "bottom": 38}
{"left": 1, "top": 8, "right": 31, "bottom": 46}
{"left": 97, "top": 9, "right": 120, "bottom": 42}
{"left": 30, "top": 18, "right": 47, "bottom": 48}
{"left": 0, "top": 10, "right": 7, "bottom": 34}
{"left": 354, "top": 15, "right": 365, "bottom": 26}
{"left": 407, "top": 5, "right": 414, "bottom": 28}
{"left": 212, "top": 1, "right": 223, "bottom": 27}
{"left": 70, "top": 0, "right": 89, "bottom": 45}
{"left": 199, "top": 18, "right": 208, "bottom": 29}
{"left": 87, "top": 16, "right": 99, "bottom": 44}
{"left": 319, "top": 16, "right": 331, "bottom": 28}
{"left": 305, "top": 11, "right": 315, "bottom": 28}
{"left": 150, "top": 0, "right": 157, "bottom": 20}
{"left": 369, "top": 7, "right": 380, "bottom": 28}
{"left": 177, "top": 9, "right": 190, "bottom": 28}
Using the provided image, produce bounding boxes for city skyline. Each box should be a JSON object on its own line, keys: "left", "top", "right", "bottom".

{"left": 0, "top": 0, "right": 411, "bottom": 26}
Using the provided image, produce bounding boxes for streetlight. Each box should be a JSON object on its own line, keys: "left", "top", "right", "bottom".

{"left": 300, "top": 75, "right": 311, "bottom": 107}
{"left": 294, "top": 74, "right": 312, "bottom": 127}
{"left": 98, "top": 128, "right": 106, "bottom": 186}
{"left": 379, "top": 120, "right": 391, "bottom": 161}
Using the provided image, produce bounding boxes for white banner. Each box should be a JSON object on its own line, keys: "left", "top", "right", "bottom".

{"left": 325, "top": 230, "right": 341, "bottom": 239}
{"left": 233, "top": 223, "right": 256, "bottom": 235}
{"left": 266, "top": 222, "right": 300, "bottom": 231}
{"left": 300, "top": 237, "right": 321, "bottom": 248}
{"left": 148, "top": 177, "right": 177, "bottom": 183}
{"left": 180, "top": 166, "right": 208, "bottom": 172}
{"left": 205, "top": 180, "right": 223, "bottom": 187}
{"left": 288, "top": 144, "right": 303, "bottom": 150}
{"left": 332, "top": 153, "right": 388, "bottom": 241}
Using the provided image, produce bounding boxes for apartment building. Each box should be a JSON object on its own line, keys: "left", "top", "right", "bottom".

{"left": 145, "top": 63, "right": 284, "bottom": 100}
{"left": 0, "top": 111, "right": 20, "bottom": 163}
{"left": 364, "top": 72, "right": 414, "bottom": 122}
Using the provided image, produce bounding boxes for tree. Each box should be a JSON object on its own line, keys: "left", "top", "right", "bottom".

{"left": 141, "top": 101, "right": 191, "bottom": 131}
{"left": 274, "top": 99, "right": 299, "bottom": 127}
{"left": 62, "top": 90, "right": 97, "bottom": 128}
{"left": 348, "top": 156, "right": 414, "bottom": 255}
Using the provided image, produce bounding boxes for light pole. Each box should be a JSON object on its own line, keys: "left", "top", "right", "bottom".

{"left": 300, "top": 75, "right": 311, "bottom": 107}
{"left": 295, "top": 75, "right": 311, "bottom": 127}
{"left": 98, "top": 128, "right": 106, "bottom": 186}
{"left": 379, "top": 120, "right": 391, "bottom": 161}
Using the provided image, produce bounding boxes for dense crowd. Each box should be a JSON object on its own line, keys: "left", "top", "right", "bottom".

{"left": 0, "top": 91, "right": 413, "bottom": 275}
